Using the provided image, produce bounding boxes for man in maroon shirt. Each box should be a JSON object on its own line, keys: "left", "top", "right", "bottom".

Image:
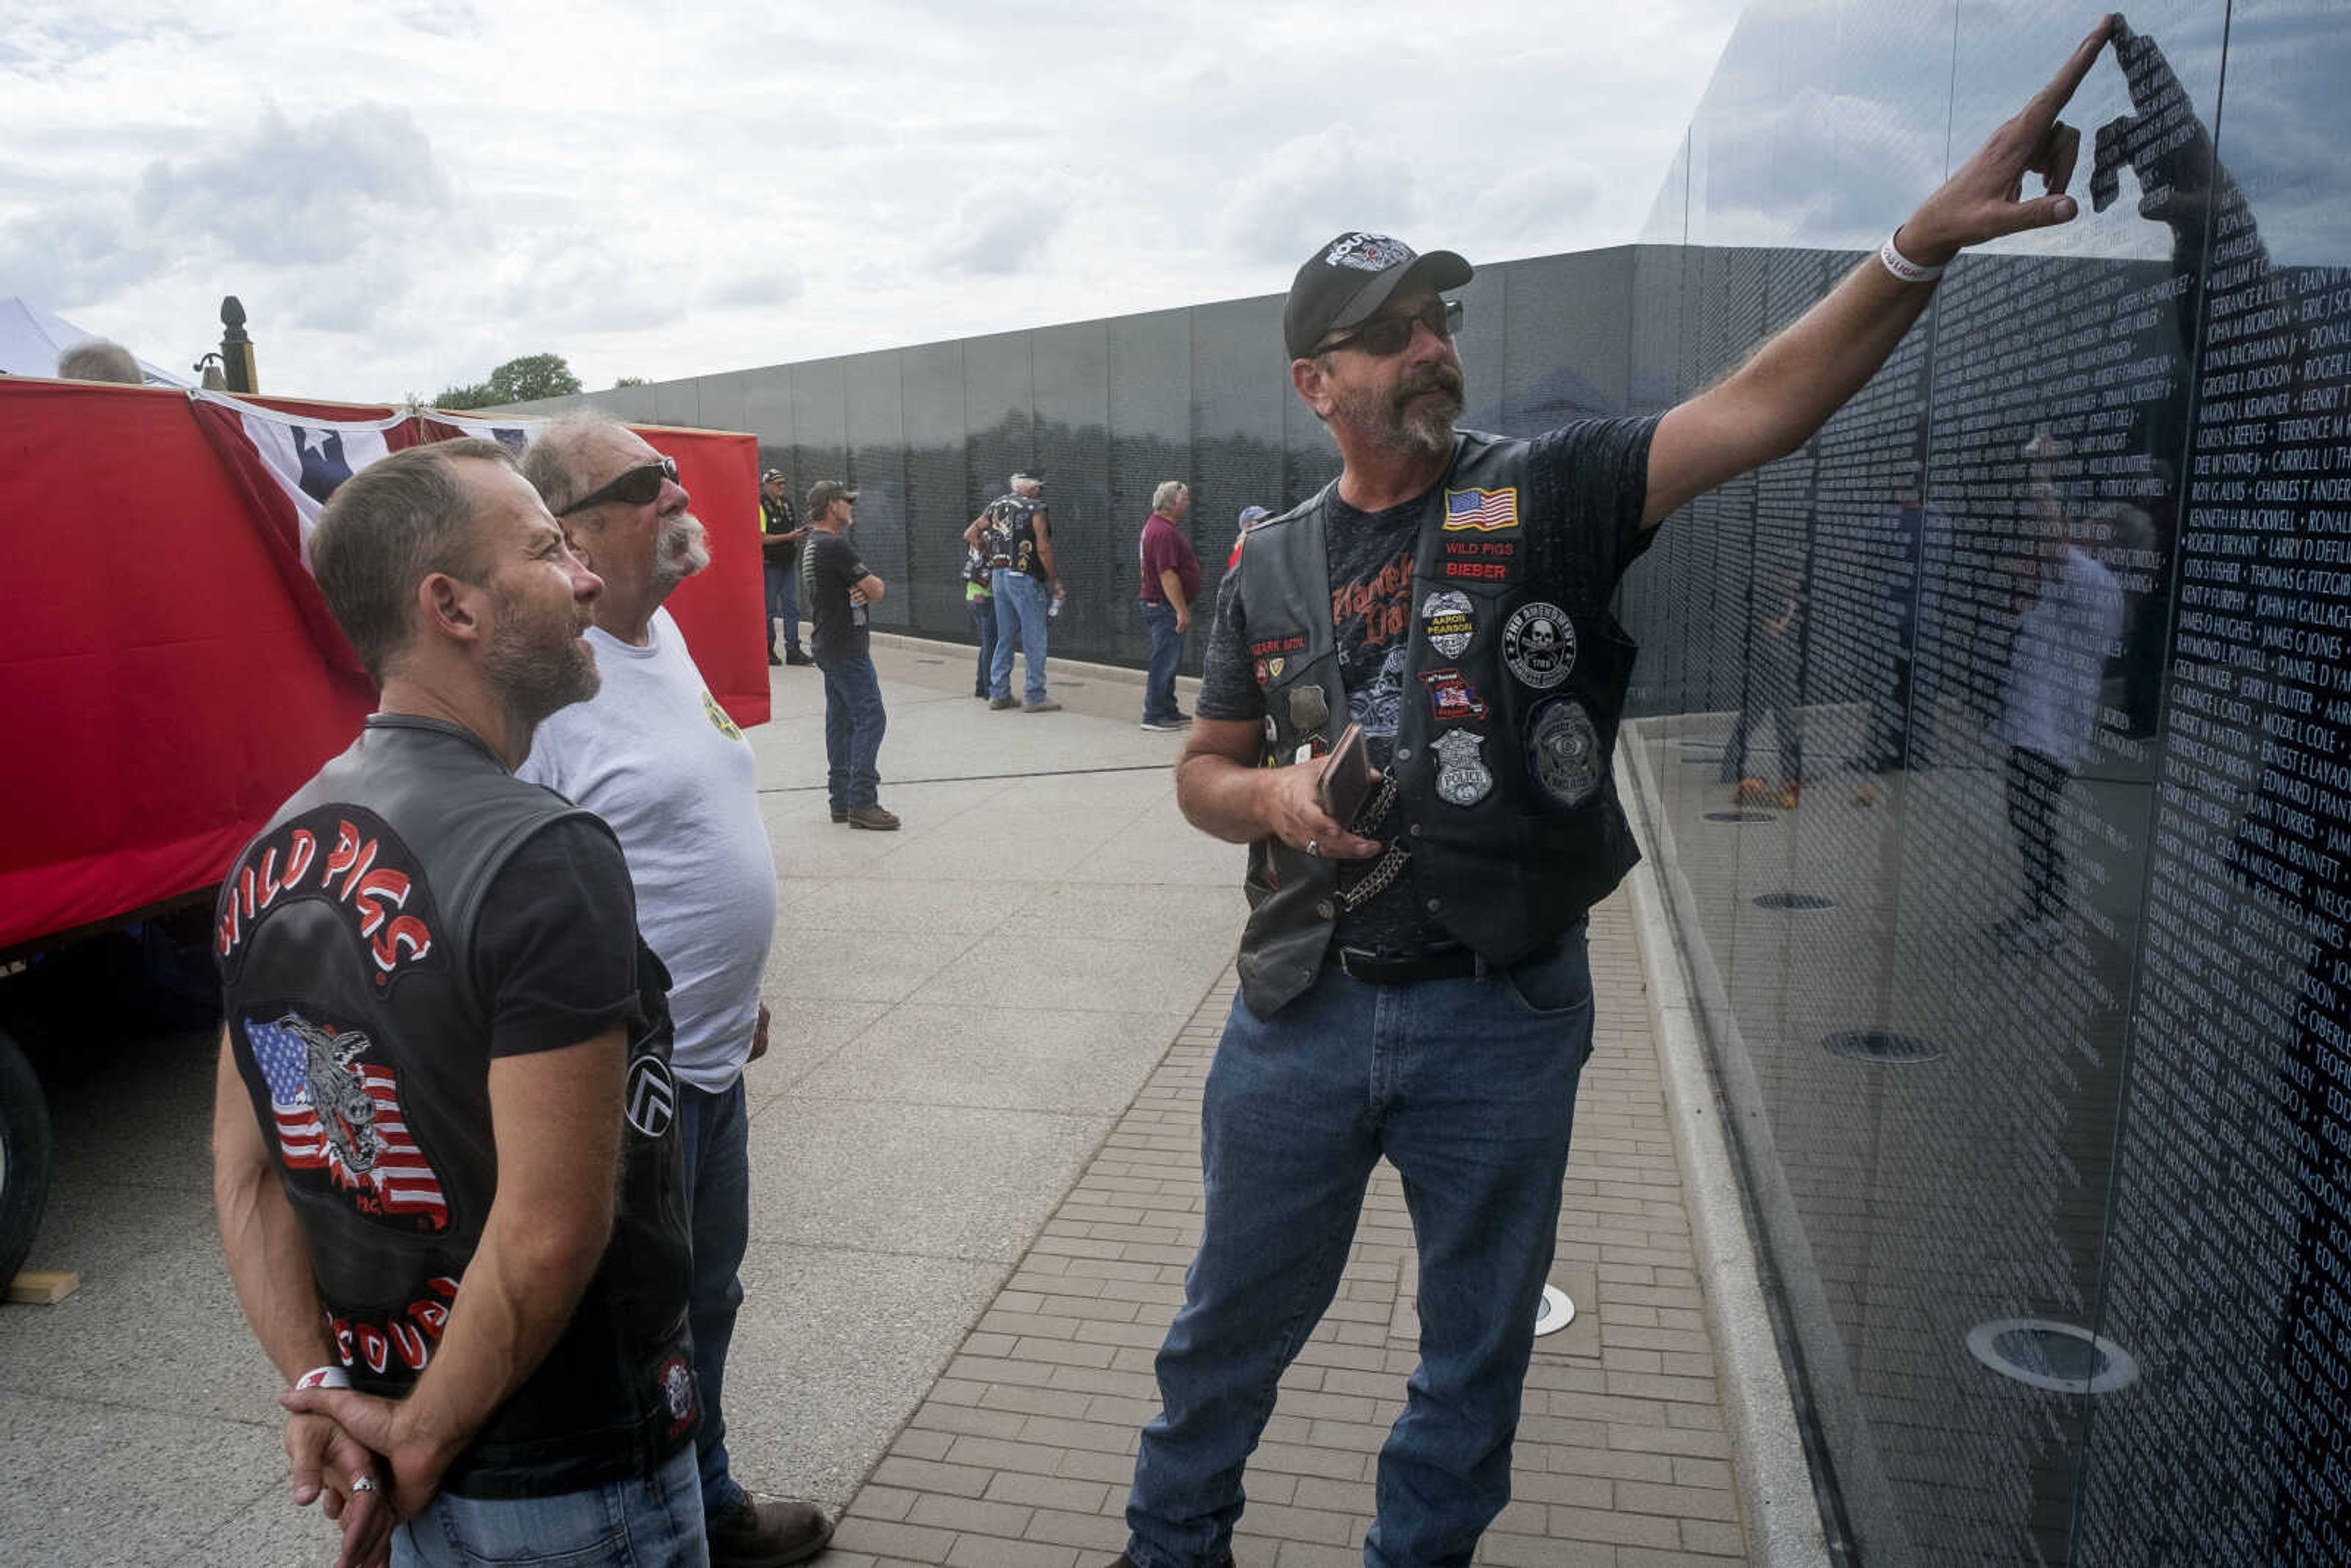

{"left": 1138, "top": 479, "right": 1201, "bottom": 730}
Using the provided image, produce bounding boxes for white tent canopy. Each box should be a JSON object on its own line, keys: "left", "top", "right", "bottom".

{"left": 0, "top": 298, "right": 189, "bottom": 386}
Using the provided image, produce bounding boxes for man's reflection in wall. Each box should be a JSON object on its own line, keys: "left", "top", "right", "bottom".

{"left": 1988, "top": 441, "right": 2124, "bottom": 951}
{"left": 1869, "top": 478, "right": 1949, "bottom": 774}
{"left": 1720, "top": 555, "right": 1807, "bottom": 807}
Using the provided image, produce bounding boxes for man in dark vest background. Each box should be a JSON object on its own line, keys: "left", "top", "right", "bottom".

{"left": 214, "top": 438, "right": 705, "bottom": 1567}
{"left": 1111, "top": 23, "right": 2113, "bottom": 1568}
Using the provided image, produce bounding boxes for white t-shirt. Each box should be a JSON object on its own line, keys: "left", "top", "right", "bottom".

{"left": 518, "top": 607, "right": 778, "bottom": 1091}
{"left": 1995, "top": 547, "right": 2125, "bottom": 771}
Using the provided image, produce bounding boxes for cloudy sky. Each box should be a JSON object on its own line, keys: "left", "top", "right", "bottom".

{"left": 0, "top": 0, "right": 1745, "bottom": 403}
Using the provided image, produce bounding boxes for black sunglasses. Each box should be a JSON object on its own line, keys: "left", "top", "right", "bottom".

{"left": 559, "top": 456, "right": 679, "bottom": 515}
{"left": 1316, "top": 297, "right": 1463, "bottom": 358}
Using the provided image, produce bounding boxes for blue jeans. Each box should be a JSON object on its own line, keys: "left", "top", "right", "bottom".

{"left": 989, "top": 569, "right": 1050, "bottom": 704}
{"left": 969, "top": 595, "right": 997, "bottom": 697}
{"left": 816, "top": 652, "right": 887, "bottom": 808}
{"left": 394, "top": 1444, "right": 703, "bottom": 1567}
{"left": 765, "top": 561, "right": 801, "bottom": 654}
{"left": 1125, "top": 929, "right": 1597, "bottom": 1568}
{"left": 1142, "top": 600, "right": 1184, "bottom": 722}
{"left": 679, "top": 1078, "right": 751, "bottom": 1520}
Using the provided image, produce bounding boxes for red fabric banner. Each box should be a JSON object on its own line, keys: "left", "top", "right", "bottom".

{"left": 0, "top": 380, "right": 766, "bottom": 953}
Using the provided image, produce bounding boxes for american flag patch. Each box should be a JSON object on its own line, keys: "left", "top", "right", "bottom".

{"left": 1443, "top": 487, "right": 1519, "bottom": 531}
{"left": 250, "top": 1015, "right": 449, "bottom": 1229}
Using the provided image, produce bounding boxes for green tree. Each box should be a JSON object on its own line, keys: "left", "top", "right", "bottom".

{"left": 613, "top": 376, "right": 650, "bottom": 389}
{"left": 434, "top": 352, "right": 583, "bottom": 410}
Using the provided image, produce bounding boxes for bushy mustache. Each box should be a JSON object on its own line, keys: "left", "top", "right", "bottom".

{"left": 1400, "top": 363, "right": 1466, "bottom": 403}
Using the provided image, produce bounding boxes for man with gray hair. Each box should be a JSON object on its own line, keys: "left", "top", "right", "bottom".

{"left": 217, "top": 438, "right": 705, "bottom": 1566}
{"left": 1136, "top": 479, "right": 1199, "bottom": 731}
{"left": 55, "top": 338, "right": 143, "bottom": 384}
{"left": 965, "top": 470, "right": 1064, "bottom": 711}
{"left": 516, "top": 415, "right": 834, "bottom": 1566}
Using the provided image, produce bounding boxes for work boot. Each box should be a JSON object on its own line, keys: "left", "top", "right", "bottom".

{"left": 707, "top": 1494, "right": 833, "bottom": 1567}
{"left": 1024, "top": 698, "right": 1063, "bottom": 713}
{"left": 830, "top": 806, "right": 849, "bottom": 824}
{"left": 847, "top": 804, "right": 901, "bottom": 831}
{"left": 784, "top": 648, "right": 816, "bottom": 667}
{"left": 767, "top": 650, "right": 784, "bottom": 667}
{"left": 989, "top": 696, "right": 1019, "bottom": 710}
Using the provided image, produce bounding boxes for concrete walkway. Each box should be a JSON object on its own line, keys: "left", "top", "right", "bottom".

{"left": 0, "top": 634, "right": 1747, "bottom": 1567}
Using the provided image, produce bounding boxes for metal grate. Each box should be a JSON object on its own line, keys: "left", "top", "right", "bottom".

{"left": 1753, "top": 891, "right": 1835, "bottom": 911}
{"left": 1823, "top": 1029, "right": 1942, "bottom": 1063}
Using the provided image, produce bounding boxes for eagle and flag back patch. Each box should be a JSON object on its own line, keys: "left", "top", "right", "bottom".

{"left": 1443, "top": 486, "right": 1520, "bottom": 531}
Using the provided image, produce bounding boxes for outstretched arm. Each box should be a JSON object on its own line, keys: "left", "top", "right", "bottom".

{"left": 1643, "top": 15, "right": 2116, "bottom": 528}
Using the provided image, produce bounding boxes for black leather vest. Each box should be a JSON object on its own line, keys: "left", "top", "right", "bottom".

{"left": 1235, "top": 430, "right": 1643, "bottom": 1017}
{"left": 994, "top": 494, "right": 1049, "bottom": 580}
{"left": 216, "top": 714, "right": 697, "bottom": 1498}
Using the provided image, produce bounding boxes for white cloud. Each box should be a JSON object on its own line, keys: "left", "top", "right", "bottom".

{"left": 0, "top": 0, "right": 1749, "bottom": 400}
{"left": 1218, "top": 124, "right": 1421, "bottom": 265}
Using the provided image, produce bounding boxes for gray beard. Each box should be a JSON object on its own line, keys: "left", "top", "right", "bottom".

{"left": 1336, "top": 373, "right": 1464, "bottom": 460}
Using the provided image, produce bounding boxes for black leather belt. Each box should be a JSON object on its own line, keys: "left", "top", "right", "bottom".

{"left": 1337, "top": 948, "right": 1476, "bottom": 984}
{"left": 1335, "top": 940, "right": 1562, "bottom": 987}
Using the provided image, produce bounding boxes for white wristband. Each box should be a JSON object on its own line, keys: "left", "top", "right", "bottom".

{"left": 293, "top": 1365, "right": 351, "bottom": 1391}
{"left": 1878, "top": 234, "right": 1947, "bottom": 284}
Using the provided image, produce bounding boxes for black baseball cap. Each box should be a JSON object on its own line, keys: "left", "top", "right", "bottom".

{"left": 806, "top": 479, "right": 859, "bottom": 513}
{"left": 1283, "top": 232, "right": 1472, "bottom": 361}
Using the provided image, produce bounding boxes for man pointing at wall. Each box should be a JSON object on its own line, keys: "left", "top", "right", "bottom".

{"left": 1111, "top": 20, "right": 2118, "bottom": 1568}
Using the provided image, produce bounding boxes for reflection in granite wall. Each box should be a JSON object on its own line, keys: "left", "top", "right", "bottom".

{"left": 1614, "top": 2, "right": 2351, "bottom": 1564}
{"left": 508, "top": 2, "right": 2349, "bottom": 1556}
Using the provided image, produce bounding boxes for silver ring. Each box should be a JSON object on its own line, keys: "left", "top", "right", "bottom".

{"left": 1305, "top": 839, "right": 1321, "bottom": 857}
{"left": 349, "top": 1475, "right": 378, "bottom": 1495}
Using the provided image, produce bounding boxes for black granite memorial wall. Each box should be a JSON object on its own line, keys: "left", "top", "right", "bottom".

{"left": 509, "top": 1, "right": 2349, "bottom": 1556}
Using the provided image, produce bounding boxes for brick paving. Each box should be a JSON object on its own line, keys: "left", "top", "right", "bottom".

{"left": 824, "top": 891, "right": 1749, "bottom": 1567}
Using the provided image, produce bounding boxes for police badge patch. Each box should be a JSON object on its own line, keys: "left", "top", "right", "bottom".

{"left": 1431, "top": 729, "right": 1493, "bottom": 806}
{"left": 1502, "top": 602, "right": 1577, "bottom": 689}
{"left": 1528, "top": 697, "right": 1604, "bottom": 809}
{"left": 1422, "top": 590, "right": 1475, "bottom": 659}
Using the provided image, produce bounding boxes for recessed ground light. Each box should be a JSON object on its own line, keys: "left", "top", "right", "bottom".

{"left": 1704, "top": 811, "right": 1775, "bottom": 823}
{"left": 1753, "top": 891, "right": 1835, "bottom": 911}
{"left": 1534, "top": 1285, "right": 1577, "bottom": 1338}
{"left": 1966, "top": 1318, "right": 2137, "bottom": 1395}
{"left": 1823, "top": 1029, "right": 1943, "bottom": 1063}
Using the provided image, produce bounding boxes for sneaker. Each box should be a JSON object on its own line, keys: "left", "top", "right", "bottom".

{"left": 830, "top": 806, "right": 849, "bottom": 824}
{"left": 989, "top": 696, "right": 1019, "bottom": 710}
{"left": 1104, "top": 1556, "right": 1232, "bottom": 1568}
{"left": 847, "top": 804, "right": 901, "bottom": 831}
{"left": 1024, "top": 698, "right": 1063, "bottom": 713}
{"left": 1730, "top": 776, "right": 1770, "bottom": 806}
{"left": 767, "top": 651, "right": 784, "bottom": 667}
{"left": 707, "top": 1494, "right": 834, "bottom": 1567}
{"left": 784, "top": 649, "right": 816, "bottom": 666}
{"left": 1139, "top": 715, "right": 1190, "bottom": 731}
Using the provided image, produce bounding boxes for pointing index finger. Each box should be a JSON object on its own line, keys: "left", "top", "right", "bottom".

{"left": 2022, "top": 14, "right": 2118, "bottom": 132}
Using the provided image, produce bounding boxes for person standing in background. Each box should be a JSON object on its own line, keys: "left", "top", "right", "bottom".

{"left": 1138, "top": 480, "right": 1200, "bottom": 731}
{"left": 803, "top": 480, "right": 898, "bottom": 830}
{"left": 760, "top": 469, "right": 812, "bottom": 667}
